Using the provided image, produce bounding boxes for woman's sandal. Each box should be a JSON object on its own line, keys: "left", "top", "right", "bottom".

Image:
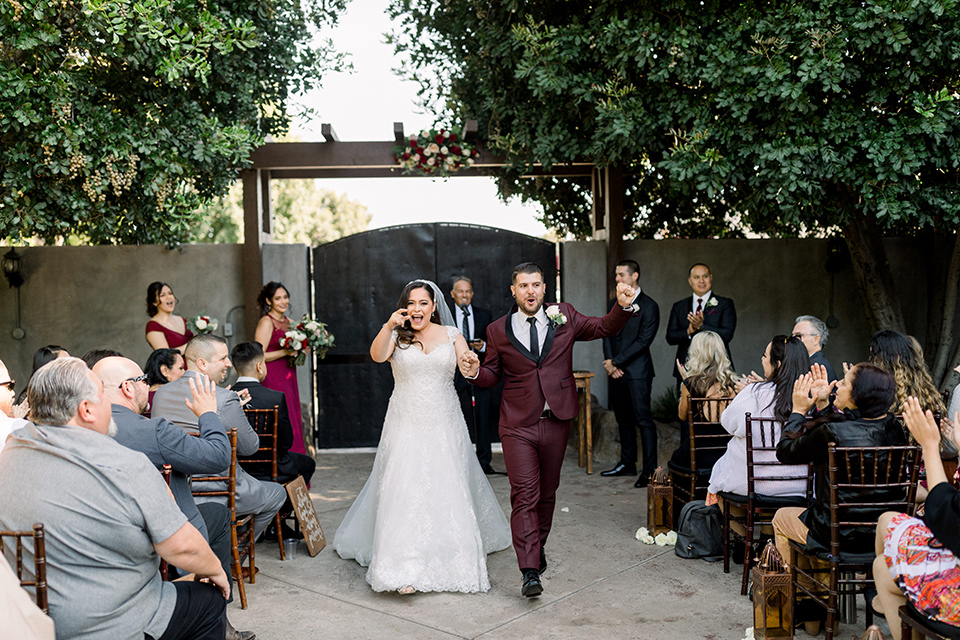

{"left": 398, "top": 585, "right": 416, "bottom": 595}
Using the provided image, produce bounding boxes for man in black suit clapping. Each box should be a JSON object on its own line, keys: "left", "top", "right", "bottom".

{"left": 600, "top": 260, "right": 661, "bottom": 487}
{"left": 230, "top": 342, "right": 316, "bottom": 485}
{"left": 451, "top": 276, "right": 503, "bottom": 475}
{"left": 666, "top": 263, "right": 737, "bottom": 392}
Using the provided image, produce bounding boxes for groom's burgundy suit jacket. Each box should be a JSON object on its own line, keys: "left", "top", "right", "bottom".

{"left": 471, "top": 302, "right": 631, "bottom": 428}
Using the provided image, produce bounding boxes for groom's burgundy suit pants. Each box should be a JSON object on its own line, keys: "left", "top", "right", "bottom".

{"left": 500, "top": 414, "right": 571, "bottom": 571}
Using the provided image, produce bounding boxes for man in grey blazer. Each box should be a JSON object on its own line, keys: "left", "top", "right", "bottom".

{"left": 152, "top": 334, "right": 286, "bottom": 540}
{"left": 95, "top": 355, "right": 256, "bottom": 640}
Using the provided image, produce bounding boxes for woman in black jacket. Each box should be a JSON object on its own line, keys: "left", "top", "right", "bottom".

{"left": 872, "top": 397, "right": 960, "bottom": 640}
{"left": 771, "top": 362, "right": 907, "bottom": 561}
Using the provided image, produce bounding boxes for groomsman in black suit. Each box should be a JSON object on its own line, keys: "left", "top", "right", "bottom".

{"left": 600, "top": 260, "right": 661, "bottom": 487}
{"left": 451, "top": 276, "right": 503, "bottom": 475}
{"left": 666, "top": 263, "right": 737, "bottom": 391}
{"left": 230, "top": 342, "right": 316, "bottom": 484}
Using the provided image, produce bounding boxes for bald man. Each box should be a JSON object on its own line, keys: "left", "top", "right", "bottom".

{"left": 152, "top": 334, "right": 286, "bottom": 540}
{"left": 95, "top": 357, "right": 254, "bottom": 639}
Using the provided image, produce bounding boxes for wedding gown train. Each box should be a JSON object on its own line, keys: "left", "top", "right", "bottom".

{"left": 333, "top": 326, "right": 512, "bottom": 593}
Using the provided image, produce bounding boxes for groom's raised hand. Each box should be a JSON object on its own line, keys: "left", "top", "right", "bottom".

{"left": 459, "top": 350, "right": 480, "bottom": 379}
{"left": 615, "top": 282, "right": 637, "bottom": 308}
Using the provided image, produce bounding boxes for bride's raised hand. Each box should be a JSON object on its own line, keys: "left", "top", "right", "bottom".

{"left": 385, "top": 309, "right": 409, "bottom": 331}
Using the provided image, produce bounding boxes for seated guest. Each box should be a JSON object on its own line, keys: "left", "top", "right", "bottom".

{"left": 773, "top": 363, "right": 908, "bottom": 561}
{"left": 15, "top": 345, "right": 69, "bottom": 408}
{"left": 707, "top": 335, "right": 810, "bottom": 502}
{"left": 0, "top": 358, "right": 28, "bottom": 453}
{"left": 144, "top": 348, "right": 186, "bottom": 417}
{"left": 80, "top": 348, "right": 123, "bottom": 369}
{"left": 152, "top": 334, "right": 286, "bottom": 540}
{"left": 869, "top": 329, "right": 945, "bottom": 416}
{"left": 230, "top": 342, "right": 316, "bottom": 484}
{"left": 792, "top": 315, "right": 837, "bottom": 382}
{"left": 0, "top": 555, "right": 54, "bottom": 640}
{"left": 0, "top": 357, "right": 228, "bottom": 640}
{"left": 94, "top": 356, "right": 254, "bottom": 640}
{"left": 670, "top": 331, "right": 738, "bottom": 469}
{"left": 873, "top": 397, "right": 960, "bottom": 640}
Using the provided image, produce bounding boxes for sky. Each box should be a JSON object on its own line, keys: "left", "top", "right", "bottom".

{"left": 286, "top": 0, "right": 551, "bottom": 238}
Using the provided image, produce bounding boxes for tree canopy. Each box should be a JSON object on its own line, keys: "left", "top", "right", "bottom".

{"left": 1, "top": 0, "right": 348, "bottom": 244}
{"left": 390, "top": 0, "right": 960, "bottom": 383}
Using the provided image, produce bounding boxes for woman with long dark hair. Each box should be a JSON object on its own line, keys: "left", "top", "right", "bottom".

{"left": 706, "top": 335, "right": 811, "bottom": 500}
{"left": 144, "top": 282, "right": 192, "bottom": 351}
{"left": 254, "top": 281, "right": 306, "bottom": 455}
{"left": 334, "top": 279, "right": 510, "bottom": 595}
{"left": 143, "top": 348, "right": 185, "bottom": 417}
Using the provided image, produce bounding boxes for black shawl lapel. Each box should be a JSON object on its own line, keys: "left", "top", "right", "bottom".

{"left": 505, "top": 307, "right": 538, "bottom": 363}
{"left": 539, "top": 320, "right": 557, "bottom": 363}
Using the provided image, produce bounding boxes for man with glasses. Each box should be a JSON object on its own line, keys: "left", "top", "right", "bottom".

{"left": 94, "top": 356, "right": 255, "bottom": 640}
{"left": 792, "top": 315, "right": 837, "bottom": 382}
{"left": 153, "top": 334, "right": 286, "bottom": 541}
{"left": 0, "top": 358, "right": 28, "bottom": 452}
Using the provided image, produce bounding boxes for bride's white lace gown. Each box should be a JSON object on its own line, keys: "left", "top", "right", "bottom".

{"left": 334, "top": 326, "right": 512, "bottom": 593}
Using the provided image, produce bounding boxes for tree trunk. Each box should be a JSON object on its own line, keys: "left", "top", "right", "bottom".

{"left": 843, "top": 214, "right": 905, "bottom": 333}
{"left": 930, "top": 227, "right": 960, "bottom": 387}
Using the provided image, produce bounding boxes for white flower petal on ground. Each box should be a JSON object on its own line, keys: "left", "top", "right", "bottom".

{"left": 560, "top": 507, "right": 569, "bottom": 513}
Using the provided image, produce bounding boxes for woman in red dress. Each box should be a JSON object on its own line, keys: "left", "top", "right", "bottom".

{"left": 255, "top": 281, "right": 306, "bottom": 454}
{"left": 144, "top": 282, "right": 193, "bottom": 352}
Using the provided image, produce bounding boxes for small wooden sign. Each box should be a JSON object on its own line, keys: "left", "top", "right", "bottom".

{"left": 285, "top": 476, "right": 325, "bottom": 556}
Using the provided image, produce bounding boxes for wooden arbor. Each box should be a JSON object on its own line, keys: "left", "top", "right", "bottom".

{"left": 240, "top": 121, "right": 627, "bottom": 335}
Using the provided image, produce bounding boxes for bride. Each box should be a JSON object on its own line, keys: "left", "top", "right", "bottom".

{"left": 333, "top": 279, "right": 512, "bottom": 594}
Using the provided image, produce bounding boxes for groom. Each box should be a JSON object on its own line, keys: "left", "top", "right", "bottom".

{"left": 459, "top": 262, "right": 636, "bottom": 598}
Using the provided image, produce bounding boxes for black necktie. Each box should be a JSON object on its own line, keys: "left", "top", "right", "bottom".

{"left": 461, "top": 306, "right": 471, "bottom": 342}
{"left": 528, "top": 317, "right": 539, "bottom": 360}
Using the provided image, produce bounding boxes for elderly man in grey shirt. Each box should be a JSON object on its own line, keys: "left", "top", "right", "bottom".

{"left": 152, "top": 334, "right": 286, "bottom": 539}
{"left": 0, "top": 357, "right": 228, "bottom": 640}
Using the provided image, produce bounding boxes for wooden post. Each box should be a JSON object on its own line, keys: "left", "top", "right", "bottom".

{"left": 604, "top": 165, "right": 625, "bottom": 301}
{"left": 242, "top": 168, "right": 272, "bottom": 338}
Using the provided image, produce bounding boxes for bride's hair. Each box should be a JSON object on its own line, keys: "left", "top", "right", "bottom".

{"left": 395, "top": 281, "right": 441, "bottom": 350}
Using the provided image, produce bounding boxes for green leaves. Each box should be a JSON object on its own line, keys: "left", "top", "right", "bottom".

{"left": 1, "top": 0, "right": 348, "bottom": 244}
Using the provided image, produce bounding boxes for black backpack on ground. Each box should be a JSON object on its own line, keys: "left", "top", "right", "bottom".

{"left": 674, "top": 499, "right": 724, "bottom": 562}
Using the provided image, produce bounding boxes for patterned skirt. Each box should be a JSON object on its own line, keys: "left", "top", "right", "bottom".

{"left": 883, "top": 513, "right": 960, "bottom": 626}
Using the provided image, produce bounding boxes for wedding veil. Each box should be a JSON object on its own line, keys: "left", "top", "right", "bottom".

{"left": 407, "top": 279, "right": 456, "bottom": 328}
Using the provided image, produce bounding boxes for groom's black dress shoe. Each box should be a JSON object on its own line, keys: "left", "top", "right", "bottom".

{"left": 521, "top": 569, "right": 543, "bottom": 598}
{"left": 634, "top": 471, "right": 654, "bottom": 488}
{"left": 600, "top": 463, "right": 636, "bottom": 477}
{"left": 539, "top": 548, "right": 547, "bottom": 574}
{"left": 481, "top": 464, "right": 508, "bottom": 476}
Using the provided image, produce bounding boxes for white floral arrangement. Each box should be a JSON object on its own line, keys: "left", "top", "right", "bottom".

{"left": 545, "top": 305, "right": 567, "bottom": 327}
{"left": 393, "top": 127, "right": 480, "bottom": 177}
{"left": 281, "top": 314, "right": 335, "bottom": 366}
{"left": 705, "top": 296, "right": 718, "bottom": 308}
{"left": 635, "top": 527, "right": 677, "bottom": 546}
{"left": 188, "top": 314, "right": 219, "bottom": 335}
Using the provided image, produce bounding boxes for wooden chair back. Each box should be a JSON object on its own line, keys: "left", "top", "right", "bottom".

{"left": 159, "top": 464, "right": 172, "bottom": 581}
{"left": 826, "top": 442, "right": 921, "bottom": 557}
{"left": 241, "top": 407, "right": 280, "bottom": 482}
{"left": 686, "top": 397, "right": 734, "bottom": 473}
{"left": 0, "top": 523, "right": 48, "bottom": 614}
{"left": 745, "top": 413, "right": 812, "bottom": 499}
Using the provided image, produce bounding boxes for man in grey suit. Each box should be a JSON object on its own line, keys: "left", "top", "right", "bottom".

{"left": 95, "top": 356, "right": 255, "bottom": 640}
{"left": 152, "top": 334, "right": 286, "bottom": 540}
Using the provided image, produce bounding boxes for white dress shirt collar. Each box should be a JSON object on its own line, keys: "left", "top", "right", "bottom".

{"left": 235, "top": 376, "right": 259, "bottom": 384}
{"left": 692, "top": 290, "right": 713, "bottom": 309}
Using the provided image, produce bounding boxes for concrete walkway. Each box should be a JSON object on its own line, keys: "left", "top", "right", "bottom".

{"left": 228, "top": 451, "right": 878, "bottom": 640}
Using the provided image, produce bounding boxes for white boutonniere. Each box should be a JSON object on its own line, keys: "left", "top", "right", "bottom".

{"left": 545, "top": 305, "right": 567, "bottom": 327}
{"left": 705, "top": 297, "right": 718, "bottom": 308}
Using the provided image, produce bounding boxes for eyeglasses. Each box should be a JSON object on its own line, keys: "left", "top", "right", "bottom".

{"left": 118, "top": 374, "right": 148, "bottom": 388}
{"left": 0, "top": 380, "right": 14, "bottom": 392}
{"left": 792, "top": 332, "right": 816, "bottom": 338}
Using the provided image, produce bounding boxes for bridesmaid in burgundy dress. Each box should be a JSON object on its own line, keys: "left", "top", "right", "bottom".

{"left": 144, "top": 282, "right": 193, "bottom": 352}
{"left": 255, "top": 281, "right": 307, "bottom": 454}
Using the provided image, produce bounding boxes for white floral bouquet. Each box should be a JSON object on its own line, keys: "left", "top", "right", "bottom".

{"left": 393, "top": 127, "right": 480, "bottom": 177}
{"left": 281, "top": 314, "right": 335, "bottom": 366}
{"left": 546, "top": 305, "right": 567, "bottom": 327}
{"left": 188, "top": 314, "right": 219, "bottom": 335}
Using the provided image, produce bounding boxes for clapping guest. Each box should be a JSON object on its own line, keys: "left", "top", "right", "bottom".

{"left": 255, "top": 282, "right": 307, "bottom": 455}
{"left": 670, "top": 331, "right": 738, "bottom": 470}
{"left": 145, "top": 281, "right": 193, "bottom": 352}
{"left": 873, "top": 397, "right": 960, "bottom": 640}
{"left": 869, "top": 329, "right": 945, "bottom": 416}
{"left": 143, "top": 348, "right": 185, "bottom": 417}
{"left": 706, "top": 335, "right": 810, "bottom": 502}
